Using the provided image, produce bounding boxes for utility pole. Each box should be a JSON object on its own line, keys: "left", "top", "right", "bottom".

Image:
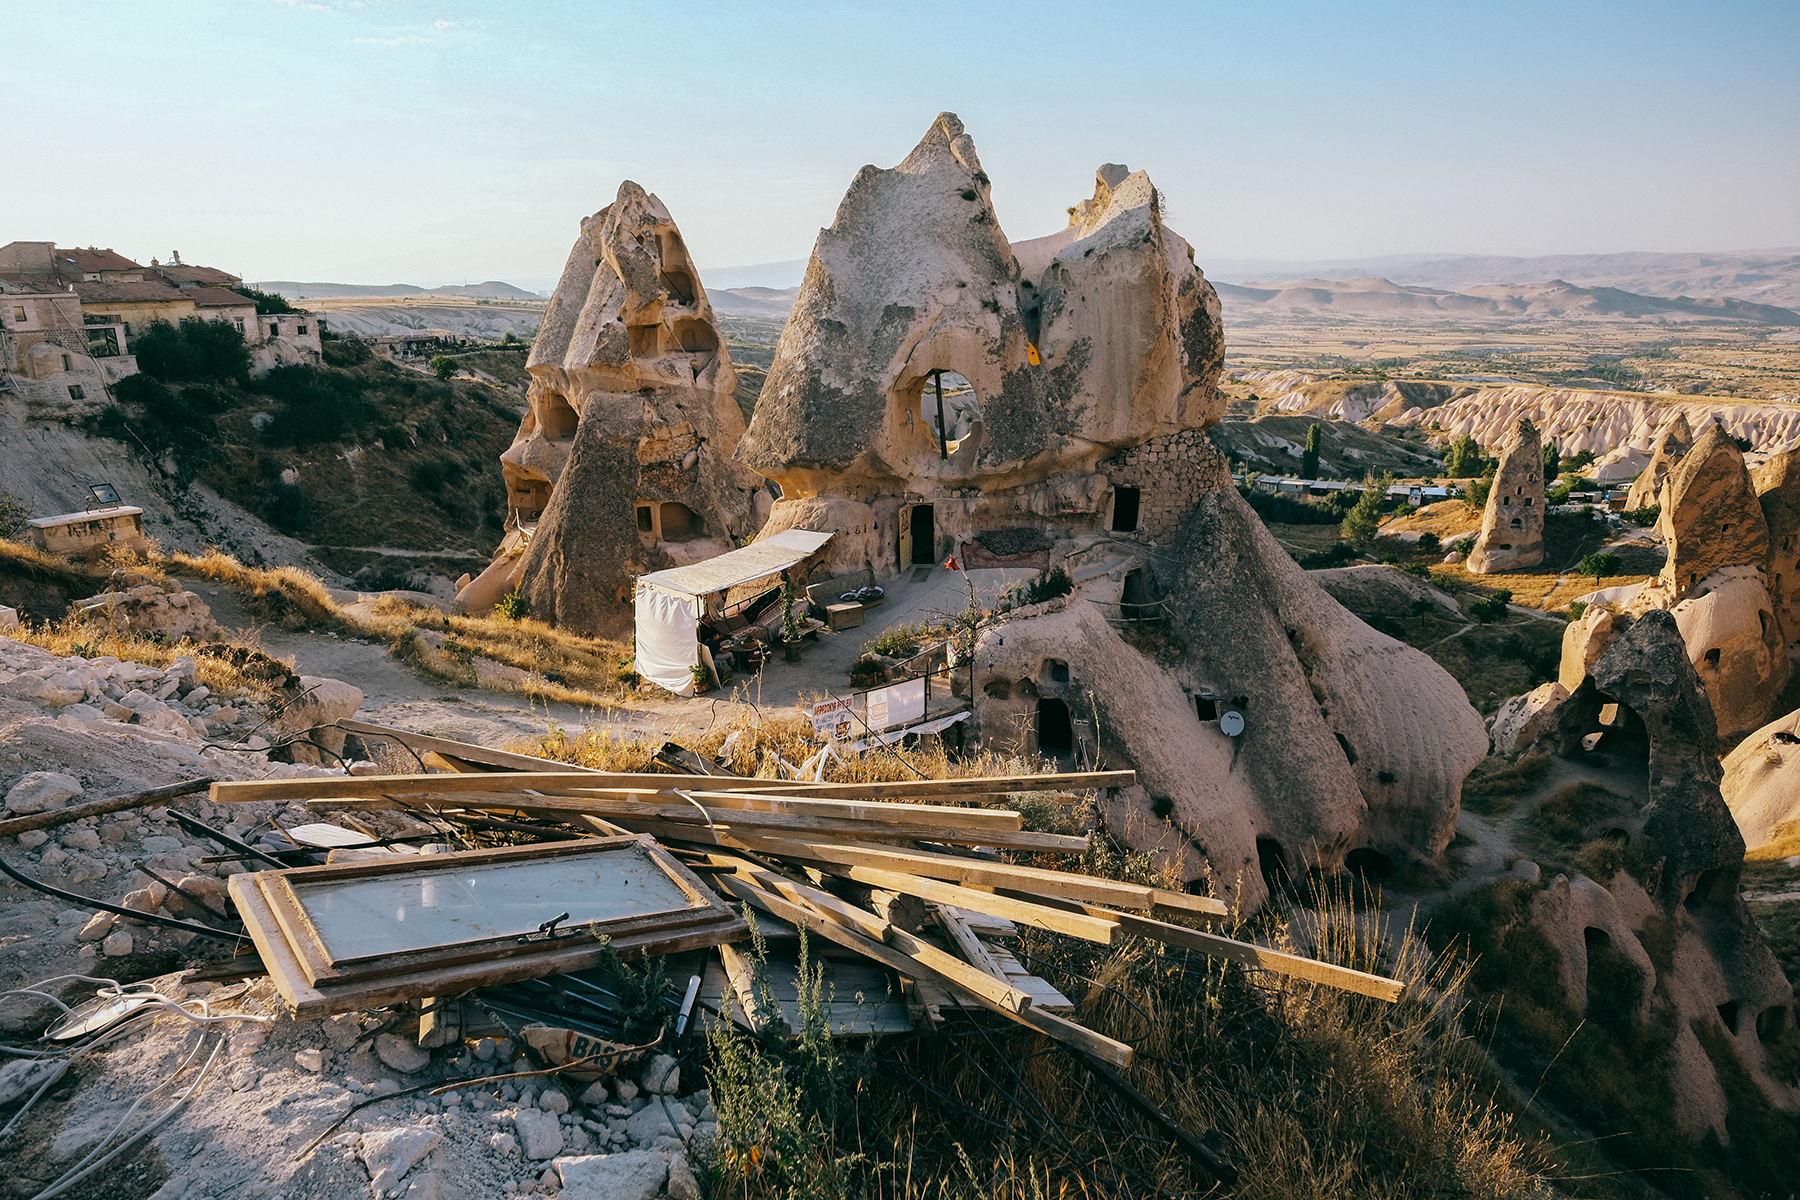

{"left": 933, "top": 371, "right": 948, "bottom": 460}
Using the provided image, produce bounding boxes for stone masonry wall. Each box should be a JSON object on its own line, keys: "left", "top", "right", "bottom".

{"left": 1099, "top": 430, "right": 1230, "bottom": 541}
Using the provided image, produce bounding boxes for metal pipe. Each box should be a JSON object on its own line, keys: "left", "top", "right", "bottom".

{"left": 934, "top": 371, "right": 948, "bottom": 459}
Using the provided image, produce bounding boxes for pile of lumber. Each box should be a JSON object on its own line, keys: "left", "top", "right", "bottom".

{"left": 211, "top": 725, "right": 1404, "bottom": 1070}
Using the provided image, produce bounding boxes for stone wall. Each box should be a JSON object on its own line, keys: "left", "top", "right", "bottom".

{"left": 1098, "top": 430, "right": 1230, "bottom": 541}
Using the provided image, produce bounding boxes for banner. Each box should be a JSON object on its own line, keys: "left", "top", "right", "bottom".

{"left": 811, "top": 696, "right": 854, "bottom": 740}
{"left": 866, "top": 676, "right": 925, "bottom": 732}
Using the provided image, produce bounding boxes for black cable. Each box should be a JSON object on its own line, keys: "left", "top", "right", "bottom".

{"left": 0, "top": 853, "right": 240, "bottom": 941}
{"left": 164, "top": 810, "right": 289, "bottom": 869}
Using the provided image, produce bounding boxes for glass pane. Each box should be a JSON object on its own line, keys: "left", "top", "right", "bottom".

{"left": 291, "top": 846, "right": 697, "bottom": 963}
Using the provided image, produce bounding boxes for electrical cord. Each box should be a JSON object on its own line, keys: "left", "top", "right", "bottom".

{"left": 0, "top": 853, "right": 242, "bottom": 941}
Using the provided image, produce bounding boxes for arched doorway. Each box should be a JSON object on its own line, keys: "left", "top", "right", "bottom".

{"left": 1035, "top": 698, "right": 1072, "bottom": 757}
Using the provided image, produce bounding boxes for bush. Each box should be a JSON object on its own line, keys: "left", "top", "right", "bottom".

{"left": 493, "top": 586, "right": 525, "bottom": 621}
{"left": 322, "top": 335, "right": 372, "bottom": 367}
{"left": 253, "top": 365, "right": 375, "bottom": 446}
{"left": 1340, "top": 476, "right": 1391, "bottom": 547}
{"left": 1469, "top": 590, "right": 1512, "bottom": 623}
{"left": 1443, "top": 433, "right": 1485, "bottom": 477}
{"left": 131, "top": 317, "right": 252, "bottom": 382}
{"left": 1417, "top": 531, "right": 1441, "bottom": 553}
{"left": 111, "top": 373, "right": 229, "bottom": 476}
{"left": 1238, "top": 485, "right": 1357, "bottom": 525}
{"left": 232, "top": 286, "right": 305, "bottom": 315}
{"left": 410, "top": 455, "right": 460, "bottom": 493}
{"left": 1301, "top": 542, "right": 1358, "bottom": 569}
{"left": 1023, "top": 565, "right": 1072, "bottom": 604}
{"left": 1465, "top": 477, "right": 1493, "bottom": 507}
{"left": 1625, "top": 504, "right": 1660, "bottom": 527}
{"left": 429, "top": 355, "right": 457, "bottom": 381}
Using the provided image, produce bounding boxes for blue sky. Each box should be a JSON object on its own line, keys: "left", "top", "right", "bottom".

{"left": 8, "top": 0, "right": 1796, "bottom": 289}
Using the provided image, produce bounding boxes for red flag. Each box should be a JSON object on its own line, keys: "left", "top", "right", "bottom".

{"left": 944, "top": 556, "right": 959, "bottom": 572}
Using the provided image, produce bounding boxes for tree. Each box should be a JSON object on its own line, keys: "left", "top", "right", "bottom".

{"left": 233, "top": 287, "right": 305, "bottom": 316}
{"left": 1580, "top": 552, "right": 1621, "bottom": 587}
{"left": 1301, "top": 422, "right": 1321, "bottom": 480}
{"left": 133, "top": 317, "right": 251, "bottom": 382}
{"left": 1444, "top": 434, "right": 1483, "bottom": 478}
{"left": 1542, "top": 441, "right": 1561, "bottom": 485}
{"left": 429, "top": 355, "right": 457, "bottom": 381}
{"left": 1340, "top": 475, "right": 1390, "bottom": 547}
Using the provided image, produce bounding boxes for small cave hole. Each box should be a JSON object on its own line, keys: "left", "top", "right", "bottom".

{"left": 1256, "top": 838, "right": 1290, "bottom": 894}
{"left": 659, "top": 269, "right": 697, "bottom": 305}
{"left": 1704, "top": 647, "right": 1721, "bottom": 669}
{"left": 628, "top": 325, "right": 660, "bottom": 357}
{"left": 919, "top": 371, "right": 980, "bottom": 454}
{"left": 540, "top": 392, "right": 578, "bottom": 441}
{"left": 983, "top": 679, "right": 1013, "bottom": 700}
{"left": 1334, "top": 731, "right": 1358, "bottom": 765}
{"left": 1684, "top": 867, "right": 1737, "bottom": 915}
{"left": 1121, "top": 568, "right": 1155, "bottom": 621}
{"left": 673, "top": 318, "right": 717, "bottom": 353}
{"left": 1757, "top": 1004, "right": 1791, "bottom": 1044}
{"left": 1044, "top": 659, "right": 1070, "bottom": 684}
{"left": 1194, "top": 694, "right": 1218, "bottom": 722}
{"left": 635, "top": 504, "right": 654, "bottom": 533}
{"left": 1182, "top": 877, "right": 1212, "bottom": 897}
{"left": 1345, "top": 847, "right": 1393, "bottom": 879}
{"left": 658, "top": 501, "right": 702, "bottom": 542}
{"left": 1718, "top": 1000, "right": 1741, "bottom": 1035}
{"left": 1150, "top": 794, "right": 1174, "bottom": 820}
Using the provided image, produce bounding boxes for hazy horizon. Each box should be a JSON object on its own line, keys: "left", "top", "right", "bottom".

{"left": 10, "top": 0, "right": 1796, "bottom": 289}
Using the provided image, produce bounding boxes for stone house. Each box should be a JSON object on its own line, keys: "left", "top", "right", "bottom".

{"left": 0, "top": 278, "right": 135, "bottom": 412}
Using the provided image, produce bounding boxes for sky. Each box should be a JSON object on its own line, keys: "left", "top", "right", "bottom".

{"left": 8, "top": 0, "right": 1798, "bottom": 290}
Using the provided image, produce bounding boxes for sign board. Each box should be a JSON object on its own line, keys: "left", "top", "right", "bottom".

{"left": 811, "top": 696, "right": 855, "bottom": 741}
{"left": 866, "top": 677, "right": 926, "bottom": 732}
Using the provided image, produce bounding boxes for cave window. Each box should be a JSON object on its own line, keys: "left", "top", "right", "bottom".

{"left": 541, "top": 392, "right": 578, "bottom": 440}
{"left": 635, "top": 504, "right": 654, "bottom": 534}
{"left": 1509, "top": 518, "right": 1523, "bottom": 532}
{"left": 1044, "top": 659, "right": 1069, "bottom": 684}
{"left": 660, "top": 268, "right": 697, "bottom": 306}
{"left": 1345, "top": 848, "right": 1392, "bottom": 879}
{"left": 658, "top": 501, "right": 701, "bottom": 542}
{"left": 1502, "top": 495, "right": 1511, "bottom": 506}
{"left": 1758, "top": 1005, "right": 1791, "bottom": 1044}
{"left": 1684, "top": 867, "right": 1737, "bottom": 915}
{"left": 1194, "top": 694, "right": 1218, "bottom": 721}
{"left": 1718, "top": 1000, "right": 1741, "bottom": 1035}
{"left": 673, "top": 319, "right": 717, "bottom": 353}
{"left": 1523, "top": 497, "right": 1532, "bottom": 507}
{"left": 1759, "top": 610, "right": 1770, "bottom": 637}
{"left": 629, "top": 325, "right": 660, "bottom": 357}
{"left": 920, "top": 371, "right": 980, "bottom": 456}
{"left": 1122, "top": 568, "right": 1154, "bottom": 621}
{"left": 1036, "top": 698, "right": 1073, "bottom": 756}
{"left": 1704, "top": 647, "right": 1721, "bottom": 668}
{"left": 1111, "top": 487, "right": 1140, "bottom": 532}
{"left": 1598, "top": 702, "right": 1621, "bottom": 727}
{"left": 1334, "top": 731, "right": 1358, "bottom": 764}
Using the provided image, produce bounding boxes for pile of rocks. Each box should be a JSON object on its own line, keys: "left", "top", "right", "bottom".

{"left": 69, "top": 571, "right": 223, "bottom": 643}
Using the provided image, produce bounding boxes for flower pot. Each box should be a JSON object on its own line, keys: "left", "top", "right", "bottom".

{"left": 784, "top": 642, "right": 802, "bottom": 663}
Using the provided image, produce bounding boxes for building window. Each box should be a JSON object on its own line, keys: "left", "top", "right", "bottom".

{"left": 67, "top": 385, "right": 85, "bottom": 400}
{"left": 297, "top": 323, "right": 307, "bottom": 335}
{"left": 10, "top": 306, "right": 23, "bottom": 323}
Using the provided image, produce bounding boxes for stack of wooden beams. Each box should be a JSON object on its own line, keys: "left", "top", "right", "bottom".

{"left": 211, "top": 725, "right": 1404, "bottom": 1065}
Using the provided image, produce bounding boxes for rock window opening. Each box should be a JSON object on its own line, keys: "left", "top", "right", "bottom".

{"left": 67, "top": 385, "right": 84, "bottom": 400}
{"left": 1704, "top": 647, "right": 1721, "bottom": 669}
{"left": 658, "top": 501, "right": 702, "bottom": 542}
{"left": 908, "top": 504, "right": 936, "bottom": 565}
{"left": 1684, "top": 867, "right": 1737, "bottom": 915}
{"left": 1345, "top": 847, "right": 1393, "bottom": 879}
{"left": 660, "top": 268, "right": 697, "bottom": 306}
{"left": 1194, "top": 694, "right": 1218, "bottom": 721}
{"left": 1523, "top": 497, "right": 1532, "bottom": 507}
{"left": 629, "top": 325, "right": 660, "bottom": 357}
{"left": 1111, "top": 487, "right": 1140, "bottom": 533}
{"left": 1256, "top": 838, "right": 1289, "bottom": 894}
{"left": 1044, "top": 659, "right": 1070, "bottom": 684}
{"left": 1502, "top": 495, "right": 1511, "bottom": 506}
{"left": 1035, "top": 697, "right": 1073, "bottom": 756}
{"left": 1598, "top": 703, "right": 1622, "bottom": 727}
{"left": 1718, "top": 1000, "right": 1742, "bottom": 1034}
{"left": 60, "top": 354, "right": 71, "bottom": 371}
{"left": 1758, "top": 1005, "right": 1791, "bottom": 1044}
{"left": 673, "top": 319, "right": 717, "bottom": 353}
{"left": 1509, "top": 518, "right": 1523, "bottom": 532}
{"left": 636, "top": 504, "right": 654, "bottom": 533}
{"left": 1759, "top": 610, "right": 1770, "bottom": 637}
{"left": 920, "top": 371, "right": 978, "bottom": 457}
{"left": 541, "top": 393, "right": 578, "bottom": 441}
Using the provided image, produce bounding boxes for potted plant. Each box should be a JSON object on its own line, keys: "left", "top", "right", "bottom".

{"left": 780, "top": 578, "right": 802, "bottom": 662}
{"left": 689, "top": 662, "right": 710, "bottom": 693}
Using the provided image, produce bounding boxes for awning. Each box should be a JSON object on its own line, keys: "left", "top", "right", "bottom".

{"left": 637, "top": 529, "right": 834, "bottom": 600}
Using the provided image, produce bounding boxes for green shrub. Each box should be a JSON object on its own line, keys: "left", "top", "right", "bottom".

{"left": 254, "top": 365, "right": 375, "bottom": 446}
{"left": 410, "top": 455, "right": 460, "bottom": 493}
{"left": 494, "top": 586, "right": 526, "bottom": 621}
{"left": 131, "top": 316, "right": 251, "bottom": 382}
{"left": 429, "top": 355, "right": 457, "bottom": 381}
{"left": 1024, "top": 565, "right": 1072, "bottom": 604}
{"left": 1300, "top": 542, "right": 1358, "bottom": 569}
{"left": 1417, "top": 531, "right": 1441, "bottom": 553}
{"left": 1469, "top": 590, "right": 1511, "bottom": 622}
{"left": 232, "top": 286, "right": 305, "bottom": 315}
{"left": 1461, "top": 752, "right": 1551, "bottom": 816}
{"left": 1625, "top": 504, "right": 1660, "bottom": 527}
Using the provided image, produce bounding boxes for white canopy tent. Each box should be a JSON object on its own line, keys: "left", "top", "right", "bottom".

{"left": 634, "top": 529, "right": 835, "bottom": 695}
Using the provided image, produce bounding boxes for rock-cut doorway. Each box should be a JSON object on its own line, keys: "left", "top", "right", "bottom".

{"left": 900, "top": 504, "right": 936, "bottom": 568}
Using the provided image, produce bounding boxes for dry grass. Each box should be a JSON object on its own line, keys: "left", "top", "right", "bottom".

{"left": 7, "top": 616, "right": 286, "bottom": 702}
{"left": 170, "top": 549, "right": 343, "bottom": 630}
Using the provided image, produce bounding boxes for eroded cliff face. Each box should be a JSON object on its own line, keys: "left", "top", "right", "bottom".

{"left": 738, "top": 113, "right": 1223, "bottom": 578}
{"left": 456, "top": 182, "right": 766, "bottom": 635}
{"left": 1467, "top": 417, "right": 1545, "bottom": 573}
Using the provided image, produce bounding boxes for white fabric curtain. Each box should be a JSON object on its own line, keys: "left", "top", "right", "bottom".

{"left": 634, "top": 586, "right": 699, "bottom": 696}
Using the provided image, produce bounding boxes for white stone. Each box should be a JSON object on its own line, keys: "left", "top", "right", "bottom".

{"left": 16, "top": 829, "right": 49, "bottom": 850}
{"left": 552, "top": 1150, "right": 668, "bottom": 1200}
{"left": 639, "top": 1054, "right": 678, "bottom": 1095}
{"left": 620, "top": 1101, "right": 684, "bottom": 1144}
{"left": 322, "top": 1013, "right": 362, "bottom": 1051}
{"left": 611, "top": 1078, "right": 637, "bottom": 1103}
{"left": 4, "top": 771, "right": 83, "bottom": 815}
{"left": 666, "top": 1153, "right": 701, "bottom": 1200}
{"left": 539, "top": 1089, "right": 570, "bottom": 1115}
{"left": 513, "top": 1109, "right": 564, "bottom": 1160}
{"left": 375, "top": 1033, "right": 431, "bottom": 1075}
{"left": 578, "top": 1080, "right": 608, "bottom": 1107}
{"left": 360, "top": 1126, "right": 442, "bottom": 1195}
{"left": 101, "top": 929, "right": 134, "bottom": 956}
{"left": 60, "top": 827, "right": 102, "bottom": 852}
{"left": 0, "top": 1057, "right": 67, "bottom": 1104}
{"left": 295, "top": 1048, "right": 325, "bottom": 1073}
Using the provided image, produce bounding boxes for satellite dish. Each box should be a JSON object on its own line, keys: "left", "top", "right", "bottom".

{"left": 1219, "top": 710, "right": 1245, "bottom": 737}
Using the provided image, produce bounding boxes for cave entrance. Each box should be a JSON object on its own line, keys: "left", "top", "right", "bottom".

{"left": 1257, "top": 838, "right": 1290, "bottom": 894}
{"left": 540, "top": 392, "right": 578, "bottom": 440}
{"left": 1111, "top": 487, "right": 1140, "bottom": 533}
{"left": 904, "top": 504, "right": 936, "bottom": 566}
{"left": 659, "top": 501, "right": 702, "bottom": 542}
{"left": 1035, "top": 698, "right": 1073, "bottom": 757}
{"left": 1121, "top": 568, "right": 1154, "bottom": 622}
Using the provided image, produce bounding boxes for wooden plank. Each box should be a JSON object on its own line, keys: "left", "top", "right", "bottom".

{"left": 734, "top": 770, "right": 1136, "bottom": 801}
{"left": 0, "top": 777, "right": 212, "bottom": 839}
{"left": 933, "top": 906, "right": 1011, "bottom": 983}
{"left": 997, "top": 891, "right": 1405, "bottom": 1003}
{"left": 985, "top": 943, "right": 1074, "bottom": 1012}
{"left": 581, "top": 815, "right": 1084, "bottom": 855}
{"left": 711, "top": 869, "right": 1034, "bottom": 1016}
{"left": 810, "top": 864, "right": 1120, "bottom": 944}
{"left": 712, "top": 872, "right": 1131, "bottom": 1068}
{"left": 718, "top": 942, "right": 788, "bottom": 1038}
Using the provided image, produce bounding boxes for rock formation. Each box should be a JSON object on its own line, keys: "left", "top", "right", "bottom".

{"left": 1721, "top": 705, "right": 1800, "bottom": 859}
{"left": 1465, "top": 417, "right": 1545, "bottom": 573}
{"left": 1624, "top": 411, "right": 1693, "bottom": 511}
{"left": 1656, "top": 423, "right": 1770, "bottom": 600}
{"left": 738, "top": 113, "right": 1223, "bottom": 578}
{"left": 455, "top": 182, "right": 767, "bottom": 636}
{"left": 70, "top": 575, "right": 222, "bottom": 643}
{"left": 1558, "top": 605, "right": 1616, "bottom": 692}
{"left": 739, "top": 114, "right": 1489, "bottom": 910}
{"left": 1754, "top": 448, "right": 1800, "bottom": 645}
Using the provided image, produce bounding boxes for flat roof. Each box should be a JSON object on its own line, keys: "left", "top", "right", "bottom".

{"left": 638, "top": 529, "right": 835, "bottom": 599}
{"left": 27, "top": 505, "right": 142, "bottom": 528}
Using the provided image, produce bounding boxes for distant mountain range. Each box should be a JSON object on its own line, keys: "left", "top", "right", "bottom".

{"left": 251, "top": 280, "right": 544, "bottom": 301}
{"left": 710, "top": 286, "right": 802, "bottom": 318}
{"left": 1215, "top": 277, "right": 1800, "bottom": 324}
{"left": 1204, "top": 248, "right": 1800, "bottom": 308}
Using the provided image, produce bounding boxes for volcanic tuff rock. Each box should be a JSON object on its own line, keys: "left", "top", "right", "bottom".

{"left": 1721, "top": 706, "right": 1800, "bottom": 859}
{"left": 739, "top": 112, "right": 1223, "bottom": 578}
{"left": 1625, "top": 411, "right": 1694, "bottom": 511}
{"left": 1466, "top": 417, "right": 1545, "bottom": 573}
{"left": 1754, "top": 448, "right": 1800, "bottom": 642}
{"left": 1559, "top": 605, "right": 1617, "bottom": 693}
{"left": 1667, "top": 567, "right": 1789, "bottom": 740}
{"left": 972, "top": 493, "right": 1488, "bottom": 913}
{"left": 456, "top": 181, "right": 765, "bottom": 635}
{"left": 1656, "top": 423, "right": 1770, "bottom": 600}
